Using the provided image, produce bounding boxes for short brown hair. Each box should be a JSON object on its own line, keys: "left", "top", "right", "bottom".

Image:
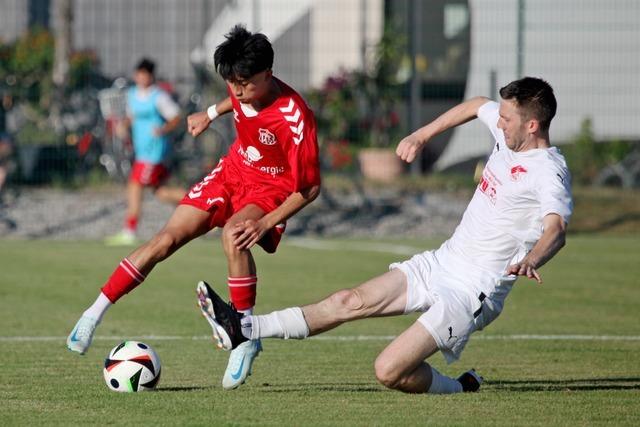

{"left": 499, "top": 77, "right": 556, "bottom": 131}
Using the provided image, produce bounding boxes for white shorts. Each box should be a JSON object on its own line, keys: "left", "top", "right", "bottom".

{"left": 390, "top": 251, "right": 514, "bottom": 363}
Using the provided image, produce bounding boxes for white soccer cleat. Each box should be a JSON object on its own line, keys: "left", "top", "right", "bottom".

{"left": 222, "top": 339, "right": 262, "bottom": 390}
{"left": 66, "top": 315, "right": 99, "bottom": 355}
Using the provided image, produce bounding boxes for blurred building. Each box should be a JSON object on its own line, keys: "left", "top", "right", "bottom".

{"left": 0, "top": 0, "right": 383, "bottom": 92}
{"left": 2, "top": 0, "right": 639, "bottom": 171}
{"left": 435, "top": 0, "right": 640, "bottom": 170}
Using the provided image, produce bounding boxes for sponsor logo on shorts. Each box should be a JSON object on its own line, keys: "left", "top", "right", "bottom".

{"left": 447, "top": 326, "right": 458, "bottom": 342}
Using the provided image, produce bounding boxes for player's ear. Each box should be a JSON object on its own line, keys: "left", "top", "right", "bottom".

{"left": 527, "top": 118, "right": 539, "bottom": 134}
{"left": 264, "top": 69, "right": 273, "bottom": 81}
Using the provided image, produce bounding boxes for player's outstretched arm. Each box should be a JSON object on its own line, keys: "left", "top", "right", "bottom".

{"left": 187, "top": 97, "right": 232, "bottom": 137}
{"left": 396, "top": 96, "right": 491, "bottom": 163}
{"left": 506, "top": 214, "right": 567, "bottom": 283}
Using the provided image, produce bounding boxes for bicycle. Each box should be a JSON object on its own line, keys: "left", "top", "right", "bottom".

{"left": 96, "top": 77, "right": 133, "bottom": 182}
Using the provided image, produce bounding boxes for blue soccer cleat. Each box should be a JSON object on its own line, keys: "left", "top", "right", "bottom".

{"left": 222, "top": 339, "right": 262, "bottom": 390}
{"left": 66, "top": 315, "right": 99, "bottom": 355}
{"left": 196, "top": 280, "right": 261, "bottom": 389}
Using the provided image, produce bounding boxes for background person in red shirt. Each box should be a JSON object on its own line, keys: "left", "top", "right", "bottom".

{"left": 67, "top": 25, "right": 321, "bottom": 390}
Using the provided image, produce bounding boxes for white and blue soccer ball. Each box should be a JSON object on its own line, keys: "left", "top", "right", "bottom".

{"left": 103, "top": 341, "right": 161, "bottom": 392}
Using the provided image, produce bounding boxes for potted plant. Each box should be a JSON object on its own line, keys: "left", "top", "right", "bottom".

{"left": 307, "top": 24, "right": 405, "bottom": 182}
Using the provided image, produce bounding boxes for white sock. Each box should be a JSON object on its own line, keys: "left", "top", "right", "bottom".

{"left": 239, "top": 307, "right": 253, "bottom": 316}
{"left": 242, "top": 307, "right": 309, "bottom": 340}
{"left": 82, "top": 292, "right": 112, "bottom": 323}
{"left": 239, "top": 307, "right": 254, "bottom": 339}
{"left": 428, "top": 367, "right": 463, "bottom": 394}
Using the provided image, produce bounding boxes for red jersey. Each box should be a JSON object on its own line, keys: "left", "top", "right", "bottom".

{"left": 226, "top": 78, "right": 321, "bottom": 193}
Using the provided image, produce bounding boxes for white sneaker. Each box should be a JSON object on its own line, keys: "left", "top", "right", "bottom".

{"left": 66, "top": 315, "right": 99, "bottom": 354}
{"left": 222, "top": 339, "right": 262, "bottom": 390}
{"left": 105, "top": 230, "right": 137, "bottom": 246}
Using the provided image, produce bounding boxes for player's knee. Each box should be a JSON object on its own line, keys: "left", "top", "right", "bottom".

{"left": 330, "top": 289, "right": 365, "bottom": 319}
{"left": 221, "top": 224, "right": 241, "bottom": 257}
{"left": 374, "top": 355, "right": 402, "bottom": 390}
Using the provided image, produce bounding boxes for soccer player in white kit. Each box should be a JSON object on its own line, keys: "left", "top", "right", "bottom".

{"left": 196, "top": 77, "right": 572, "bottom": 394}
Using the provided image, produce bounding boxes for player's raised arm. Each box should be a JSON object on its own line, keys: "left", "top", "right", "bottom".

{"left": 396, "top": 96, "right": 491, "bottom": 163}
{"left": 506, "top": 213, "right": 567, "bottom": 283}
{"left": 187, "top": 96, "right": 233, "bottom": 137}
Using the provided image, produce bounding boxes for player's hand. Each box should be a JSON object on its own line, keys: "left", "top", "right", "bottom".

{"left": 232, "top": 219, "right": 269, "bottom": 250}
{"left": 187, "top": 111, "right": 212, "bottom": 137}
{"left": 396, "top": 132, "right": 426, "bottom": 163}
{"left": 506, "top": 261, "right": 542, "bottom": 284}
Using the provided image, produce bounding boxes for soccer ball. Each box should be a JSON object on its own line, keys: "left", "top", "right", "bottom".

{"left": 103, "top": 341, "right": 161, "bottom": 392}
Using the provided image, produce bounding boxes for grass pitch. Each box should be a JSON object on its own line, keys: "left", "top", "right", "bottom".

{"left": 1, "top": 236, "right": 639, "bottom": 426}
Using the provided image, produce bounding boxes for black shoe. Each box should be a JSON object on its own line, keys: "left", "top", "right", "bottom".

{"left": 196, "top": 281, "right": 248, "bottom": 350}
{"left": 457, "top": 369, "right": 483, "bottom": 392}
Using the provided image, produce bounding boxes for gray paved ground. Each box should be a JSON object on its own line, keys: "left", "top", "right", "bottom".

{"left": 0, "top": 186, "right": 467, "bottom": 241}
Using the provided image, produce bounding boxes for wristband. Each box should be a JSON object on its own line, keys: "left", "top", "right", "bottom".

{"left": 206, "top": 104, "right": 219, "bottom": 120}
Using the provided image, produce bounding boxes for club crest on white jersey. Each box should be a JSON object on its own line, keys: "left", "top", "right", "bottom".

{"left": 510, "top": 165, "right": 528, "bottom": 181}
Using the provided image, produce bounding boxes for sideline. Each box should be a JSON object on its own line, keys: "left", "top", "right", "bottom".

{"left": 2, "top": 334, "right": 640, "bottom": 342}
{"left": 286, "top": 237, "right": 424, "bottom": 256}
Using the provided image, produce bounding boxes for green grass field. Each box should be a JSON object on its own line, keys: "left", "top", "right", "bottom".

{"left": 1, "top": 236, "right": 639, "bottom": 426}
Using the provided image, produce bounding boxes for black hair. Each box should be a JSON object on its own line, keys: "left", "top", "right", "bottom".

{"left": 499, "top": 77, "right": 557, "bottom": 131}
{"left": 135, "top": 58, "right": 155, "bottom": 75}
{"left": 214, "top": 24, "right": 274, "bottom": 81}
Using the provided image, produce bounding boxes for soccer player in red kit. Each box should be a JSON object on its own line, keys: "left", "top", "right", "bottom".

{"left": 67, "top": 25, "right": 321, "bottom": 390}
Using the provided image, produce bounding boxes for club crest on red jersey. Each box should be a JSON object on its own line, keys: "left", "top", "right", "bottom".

{"left": 258, "top": 128, "right": 277, "bottom": 145}
{"left": 510, "top": 165, "right": 528, "bottom": 181}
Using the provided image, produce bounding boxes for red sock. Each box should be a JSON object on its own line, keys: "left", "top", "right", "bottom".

{"left": 125, "top": 215, "right": 138, "bottom": 233}
{"left": 101, "top": 258, "right": 146, "bottom": 303}
{"left": 228, "top": 276, "right": 257, "bottom": 311}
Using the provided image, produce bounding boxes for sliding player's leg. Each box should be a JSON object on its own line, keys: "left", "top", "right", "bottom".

{"left": 197, "top": 268, "right": 409, "bottom": 348}
{"left": 67, "top": 205, "right": 213, "bottom": 354}
{"left": 374, "top": 320, "right": 482, "bottom": 394}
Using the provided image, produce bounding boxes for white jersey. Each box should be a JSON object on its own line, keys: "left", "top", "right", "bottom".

{"left": 433, "top": 101, "right": 573, "bottom": 295}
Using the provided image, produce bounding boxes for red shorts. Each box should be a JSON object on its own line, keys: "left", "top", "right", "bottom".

{"left": 129, "top": 161, "right": 170, "bottom": 187}
{"left": 179, "top": 158, "right": 289, "bottom": 253}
